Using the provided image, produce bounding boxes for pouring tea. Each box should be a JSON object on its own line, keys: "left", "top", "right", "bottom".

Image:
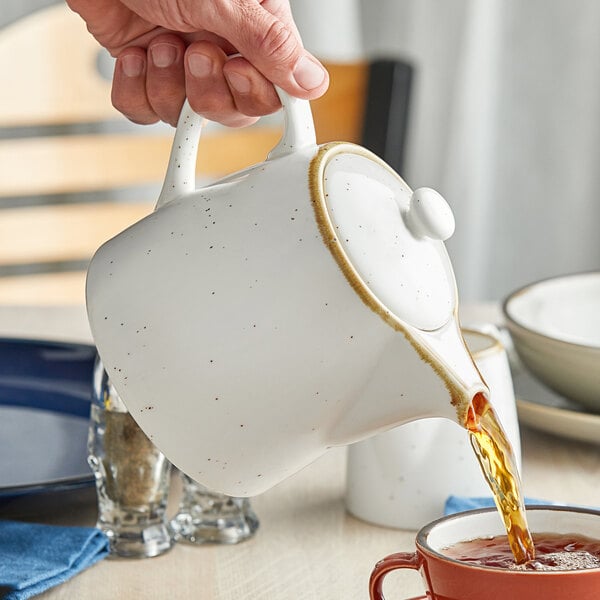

{"left": 85, "top": 89, "right": 513, "bottom": 513}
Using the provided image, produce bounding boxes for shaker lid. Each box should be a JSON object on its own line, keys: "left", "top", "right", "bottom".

{"left": 313, "top": 144, "right": 457, "bottom": 331}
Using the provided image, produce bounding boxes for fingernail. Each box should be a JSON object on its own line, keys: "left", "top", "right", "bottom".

{"left": 151, "top": 43, "right": 178, "bottom": 68}
{"left": 188, "top": 53, "right": 213, "bottom": 78}
{"left": 226, "top": 72, "right": 251, "bottom": 94}
{"left": 121, "top": 54, "right": 144, "bottom": 77}
{"left": 293, "top": 56, "right": 326, "bottom": 90}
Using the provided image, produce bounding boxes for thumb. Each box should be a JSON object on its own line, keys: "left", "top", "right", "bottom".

{"left": 209, "top": 1, "right": 329, "bottom": 99}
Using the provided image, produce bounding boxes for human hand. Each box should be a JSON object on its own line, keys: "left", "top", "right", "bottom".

{"left": 67, "top": 0, "right": 329, "bottom": 127}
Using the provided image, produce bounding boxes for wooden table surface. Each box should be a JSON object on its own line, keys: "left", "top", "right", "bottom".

{"left": 1, "top": 305, "right": 599, "bottom": 600}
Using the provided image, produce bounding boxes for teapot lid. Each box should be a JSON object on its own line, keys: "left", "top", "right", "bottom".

{"left": 311, "top": 143, "right": 457, "bottom": 332}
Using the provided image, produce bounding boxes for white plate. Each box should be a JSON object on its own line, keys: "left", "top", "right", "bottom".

{"left": 514, "top": 369, "right": 600, "bottom": 445}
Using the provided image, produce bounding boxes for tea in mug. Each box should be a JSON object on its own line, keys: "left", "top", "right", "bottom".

{"left": 444, "top": 532, "right": 600, "bottom": 571}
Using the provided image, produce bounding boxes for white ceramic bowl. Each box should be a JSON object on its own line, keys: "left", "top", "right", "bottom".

{"left": 503, "top": 272, "right": 600, "bottom": 412}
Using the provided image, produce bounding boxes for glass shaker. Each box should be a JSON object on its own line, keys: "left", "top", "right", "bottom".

{"left": 88, "top": 357, "right": 173, "bottom": 558}
{"left": 170, "top": 472, "right": 259, "bottom": 544}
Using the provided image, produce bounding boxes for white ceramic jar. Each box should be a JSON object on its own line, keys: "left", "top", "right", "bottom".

{"left": 345, "top": 329, "right": 520, "bottom": 529}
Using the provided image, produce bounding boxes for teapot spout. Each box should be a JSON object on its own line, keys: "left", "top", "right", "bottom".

{"left": 329, "top": 317, "right": 488, "bottom": 446}
{"left": 414, "top": 316, "right": 491, "bottom": 423}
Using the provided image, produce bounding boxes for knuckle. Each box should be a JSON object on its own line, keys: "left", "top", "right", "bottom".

{"left": 243, "top": 105, "right": 278, "bottom": 118}
{"left": 235, "top": 96, "right": 279, "bottom": 118}
{"left": 147, "top": 78, "right": 185, "bottom": 104}
{"left": 110, "top": 88, "right": 128, "bottom": 113}
{"left": 148, "top": 97, "right": 184, "bottom": 126}
{"left": 255, "top": 20, "right": 298, "bottom": 63}
{"left": 111, "top": 90, "right": 157, "bottom": 125}
{"left": 187, "top": 92, "right": 257, "bottom": 127}
{"left": 187, "top": 91, "right": 227, "bottom": 117}
{"left": 148, "top": 32, "right": 185, "bottom": 51}
{"left": 218, "top": 114, "right": 259, "bottom": 128}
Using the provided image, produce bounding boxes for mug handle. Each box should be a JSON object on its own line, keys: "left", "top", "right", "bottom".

{"left": 369, "top": 552, "right": 424, "bottom": 600}
{"left": 154, "top": 88, "right": 316, "bottom": 210}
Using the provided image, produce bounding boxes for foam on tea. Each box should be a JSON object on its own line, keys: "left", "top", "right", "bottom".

{"left": 467, "top": 393, "right": 535, "bottom": 564}
{"left": 444, "top": 532, "right": 600, "bottom": 571}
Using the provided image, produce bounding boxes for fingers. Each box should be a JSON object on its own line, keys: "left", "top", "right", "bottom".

{"left": 111, "top": 2, "right": 319, "bottom": 129}
{"left": 115, "top": 34, "right": 186, "bottom": 127}
{"left": 184, "top": 40, "right": 281, "bottom": 127}
{"left": 184, "top": 41, "right": 256, "bottom": 128}
{"left": 223, "top": 56, "right": 280, "bottom": 117}
{"left": 206, "top": 0, "right": 329, "bottom": 100}
{"left": 112, "top": 47, "right": 159, "bottom": 125}
{"left": 147, "top": 35, "right": 187, "bottom": 126}
{"left": 113, "top": 38, "right": 281, "bottom": 127}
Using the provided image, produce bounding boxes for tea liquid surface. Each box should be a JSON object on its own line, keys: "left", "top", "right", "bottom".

{"left": 444, "top": 532, "right": 600, "bottom": 571}
{"left": 467, "top": 393, "right": 535, "bottom": 563}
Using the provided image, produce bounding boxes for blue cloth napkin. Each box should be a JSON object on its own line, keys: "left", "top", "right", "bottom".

{"left": 444, "top": 495, "right": 551, "bottom": 515}
{"left": 0, "top": 520, "right": 109, "bottom": 600}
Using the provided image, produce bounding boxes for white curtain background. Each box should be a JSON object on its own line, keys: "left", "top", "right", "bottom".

{"left": 292, "top": 0, "right": 600, "bottom": 303}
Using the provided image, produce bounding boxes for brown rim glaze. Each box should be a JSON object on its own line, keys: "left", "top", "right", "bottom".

{"left": 308, "top": 142, "right": 475, "bottom": 423}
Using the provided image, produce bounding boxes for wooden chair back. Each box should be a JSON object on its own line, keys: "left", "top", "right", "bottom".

{"left": 0, "top": 3, "right": 409, "bottom": 305}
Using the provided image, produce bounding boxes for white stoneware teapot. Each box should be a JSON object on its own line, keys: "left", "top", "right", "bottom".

{"left": 86, "top": 90, "right": 489, "bottom": 496}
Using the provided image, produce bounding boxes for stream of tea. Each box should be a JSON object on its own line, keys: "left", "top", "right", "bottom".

{"left": 467, "top": 392, "right": 536, "bottom": 564}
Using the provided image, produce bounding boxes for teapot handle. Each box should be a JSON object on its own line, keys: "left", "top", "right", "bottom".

{"left": 155, "top": 88, "right": 316, "bottom": 210}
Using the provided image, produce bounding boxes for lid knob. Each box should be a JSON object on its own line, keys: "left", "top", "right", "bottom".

{"left": 404, "top": 187, "right": 455, "bottom": 241}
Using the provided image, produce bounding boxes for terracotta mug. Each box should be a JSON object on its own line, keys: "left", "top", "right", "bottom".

{"left": 370, "top": 506, "right": 600, "bottom": 600}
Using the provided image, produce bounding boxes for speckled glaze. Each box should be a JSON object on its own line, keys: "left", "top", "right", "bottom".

{"left": 86, "top": 91, "right": 488, "bottom": 497}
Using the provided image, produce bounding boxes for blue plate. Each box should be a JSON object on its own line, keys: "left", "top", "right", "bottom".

{"left": 0, "top": 338, "right": 96, "bottom": 498}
